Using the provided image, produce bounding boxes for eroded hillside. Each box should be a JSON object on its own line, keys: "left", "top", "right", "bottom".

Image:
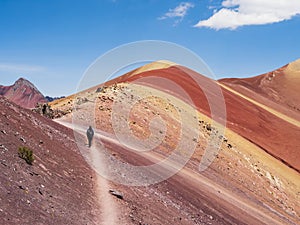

{"left": 0, "top": 96, "right": 100, "bottom": 224}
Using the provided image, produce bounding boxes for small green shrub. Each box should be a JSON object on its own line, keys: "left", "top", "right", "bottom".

{"left": 18, "top": 146, "right": 34, "bottom": 165}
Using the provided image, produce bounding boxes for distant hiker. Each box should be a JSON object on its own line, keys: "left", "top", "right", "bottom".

{"left": 86, "top": 126, "right": 94, "bottom": 148}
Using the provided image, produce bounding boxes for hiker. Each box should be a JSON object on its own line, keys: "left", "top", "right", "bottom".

{"left": 86, "top": 126, "right": 94, "bottom": 148}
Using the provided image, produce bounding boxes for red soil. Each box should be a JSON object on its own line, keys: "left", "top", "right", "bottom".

{"left": 219, "top": 62, "right": 300, "bottom": 120}
{"left": 0, "top": 78, "right": 47, "bottom": 109}
{"left": 108, "top": 65, "right": 300, "bottom": 172}
{"left": 0, "top": 96, "right": 100, "bottom": 224}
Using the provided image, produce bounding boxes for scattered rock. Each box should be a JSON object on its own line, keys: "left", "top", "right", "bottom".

{"left": 96, "top": 87, "right": 103, "bottom": 93}
{"left": 206, "top": 124, "right": 212, "bottom": 131}
{"left": 109, "top": 190, "right": 123, "bottom": 199}
{"left": 29, "top": 171, "right": 39, "bottom": 176}
{"left": 19, "top": 185, "right": 26, "bottom": 190}
{"left": 0, "top": 161, "right": 7, "bottom": 167}
{"left": 0, "top": 144, "right": 8, "bottom": 154}
{"left": 76, "top": 97, "right": 89, "bottom": 105}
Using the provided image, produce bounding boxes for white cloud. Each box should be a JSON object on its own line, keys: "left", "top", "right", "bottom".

{"left": 0, "top": 63, "right": 45, "bottom": 73}
{"left": 194, "top": 0, "right": 300, "bottom": 30}
{"left": 159, "top": 2, "right": 194, "bottom": 24}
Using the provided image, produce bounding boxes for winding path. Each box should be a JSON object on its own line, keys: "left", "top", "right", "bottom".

{"left": 57, "top": 120, "right": 291, "bottom": 225}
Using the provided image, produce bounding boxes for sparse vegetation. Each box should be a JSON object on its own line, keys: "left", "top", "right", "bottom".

{"left": 18, "top": 146, "right": 34, "bottom": 165}
{"left": 33, "top": 103, "right": 54, "bottom": 118}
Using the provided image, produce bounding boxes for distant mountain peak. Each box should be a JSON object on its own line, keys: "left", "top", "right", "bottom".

{"left": 0, "top": 77, "right": 46, "bottom": 108}
{"left": 13, "top": 77, "right": 40, "bottom": 92}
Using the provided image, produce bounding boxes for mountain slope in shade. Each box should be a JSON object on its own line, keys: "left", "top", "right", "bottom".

{"left": 0, "top": 78, "right": 47, "bottom": 109}
{"left": 219, "top": 59, "right": 300, "bottom": 120}
{"left": 0, "top": 96, "right": 101, "bottom": 224}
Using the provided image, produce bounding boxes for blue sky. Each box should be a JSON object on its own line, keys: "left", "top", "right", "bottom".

{"left": 0, "top": 0, "right": 299, "bottom": 96}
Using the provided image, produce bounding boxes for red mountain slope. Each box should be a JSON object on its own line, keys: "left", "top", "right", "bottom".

{"left": 219, "top": 59, "right": 300, "bottom": 120}
{"left": 0, "top": 78, "right": 47, "bottom": 109}
{"left": 105, "top": 62, "right": 300, "bottom": 171}
{"left": 0, "top": 96, "right": 100, "bottom": 224}
{"left": 49, "top": 61, "right": 300, "bottom": 224}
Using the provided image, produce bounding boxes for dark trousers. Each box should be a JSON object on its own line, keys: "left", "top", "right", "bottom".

{"left": 88, "top": 137, "right": 92, "bottom": 147}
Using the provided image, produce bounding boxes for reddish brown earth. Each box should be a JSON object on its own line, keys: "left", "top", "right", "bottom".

{"left": 102, "top": 63, "right": 299, "bottom": 172}
{"left": 55, "top": 81, "right": 299, "bottom": 224}
{"left": 219, "top": 59, "right": 300, "bottom": 120}
{"left": 0, "top": 78, "right": 47, "bottom": 109}
{"left": 48, "top": 60, "right": 300, "bottom": 224}
{"left": 0, "top": 96, "right": 101, "bottom": 224}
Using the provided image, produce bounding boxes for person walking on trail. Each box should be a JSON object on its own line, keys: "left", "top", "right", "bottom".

{"left": 86, "top": 126, "right": 94, "bottom": 148}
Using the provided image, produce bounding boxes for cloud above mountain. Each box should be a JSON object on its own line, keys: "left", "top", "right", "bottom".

{"left": 159, "top": 2, "right": 194, "bottom": 25}
{"left": 194, "top": 0, "right": 300, "bottom": 30}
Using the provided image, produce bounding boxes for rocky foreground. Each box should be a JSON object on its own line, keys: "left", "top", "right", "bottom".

{"left": 0, "top": 96, "right": 101, "bottom": 224}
